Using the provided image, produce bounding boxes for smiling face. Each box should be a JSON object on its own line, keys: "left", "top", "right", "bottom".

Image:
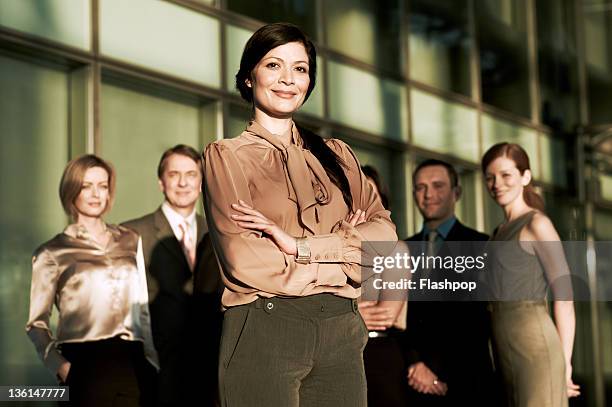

{"left": 414, "top": 165, "right": 459, "bottom": 223}
{"left": 484, "top": 156, "right": 531, "bottom": 208}
{"left": 74, "top": 166, "right": 110, "bottom": 221}
{"left": 158, "top": 153, "right": 202, "bottom": 215}
{"left": 246, "top": 41, "right": 311, "bottom": 119}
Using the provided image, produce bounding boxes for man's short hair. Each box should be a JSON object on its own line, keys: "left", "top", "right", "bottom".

{"left": 157, "top": 144, "right": 202, "bottom": 178}
{"left": 412, "top": 159, "right": 459, "bottom": 188}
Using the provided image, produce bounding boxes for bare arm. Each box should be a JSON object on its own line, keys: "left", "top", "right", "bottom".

{"left": 525, "top": 213, "right": 580, "bottom": 397}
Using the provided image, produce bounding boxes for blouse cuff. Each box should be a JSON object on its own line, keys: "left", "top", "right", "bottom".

{"left": 307, "top": 220, "right": 362, "bottom": 264}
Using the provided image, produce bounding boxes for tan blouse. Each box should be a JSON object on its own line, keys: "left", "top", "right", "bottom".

{"left": 203, "top": 121, "right": 397, "bottom": 308}
{"left": 26, "top": 224, "right": 158, "bottom": 376}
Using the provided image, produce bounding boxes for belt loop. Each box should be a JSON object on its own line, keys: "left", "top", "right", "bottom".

{"left": 351, "top": 299, "right": 359, "bottom": 314}
{"left": 254, "top": 297, "right": 263, "bottom": 309}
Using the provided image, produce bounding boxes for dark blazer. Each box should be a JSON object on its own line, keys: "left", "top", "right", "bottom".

{"left": 402, "top": 220, "right": 495, "bottom": 406}
{"left": 123, "top": 207, "right": 222, "bottom": 406}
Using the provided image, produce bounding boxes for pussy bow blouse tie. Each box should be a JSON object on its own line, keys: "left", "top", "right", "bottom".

{"left": 247, "top": 121, "right": 333, "bottom": 234}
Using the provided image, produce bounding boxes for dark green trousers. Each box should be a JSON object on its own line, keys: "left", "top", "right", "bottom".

{"left": 219, "top": 294, "right": 368, "bottom": 407}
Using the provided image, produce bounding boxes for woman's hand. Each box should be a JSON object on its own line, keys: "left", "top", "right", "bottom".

{"left": 566, "top": 365, "right": 580, "bottom": 398}
{"left": 358, "top": 301, "right": 395, "bottom": 330}
{"left": 57, "top": 361, "right": 71, "bottom": 383}
{"left": 231, "top": 200, "right": 297, "bottom": 255}
{"left": 346, "top": 209, "right": 367, "bottom": 227}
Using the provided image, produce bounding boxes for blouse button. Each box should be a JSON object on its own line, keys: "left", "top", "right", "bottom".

{"left": 315, "top": 255, "right": 320, "bottom": 260}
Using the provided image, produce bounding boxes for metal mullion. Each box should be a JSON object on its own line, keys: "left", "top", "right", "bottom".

{"left": 402, "top": 0, "right": 413, "bottom": 145}
{"left": 91, "top": 0, "right": 101, "bottom": 155}
{"left": 468, "top": 0, "right": 486, "bottom": 231}
{"left": 526, "top": 0, "right": 541, "bottom": 126}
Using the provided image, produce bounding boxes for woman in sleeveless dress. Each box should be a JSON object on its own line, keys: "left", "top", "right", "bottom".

{"left": 481, "top": 143, "right": 580, "bottom": 407}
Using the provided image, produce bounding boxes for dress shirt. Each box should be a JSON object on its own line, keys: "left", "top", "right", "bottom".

{"left": 421, "top": 216, "right": 456, "bottom": 241}
{"left": 203, "top": 120, "right": 397, "bottom": 307}
{"left": 161, "top": 201, "right": 198, "bottom": 244}
{"left": 26, "top": 224, "right": 159, "bottom": 377}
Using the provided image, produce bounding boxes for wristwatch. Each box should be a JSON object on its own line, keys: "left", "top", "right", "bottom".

{"left": 295, "top": 237, "right": 311, "bottom": 264}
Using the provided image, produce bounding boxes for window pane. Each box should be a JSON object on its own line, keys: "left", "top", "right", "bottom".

{"left": 600, "top": 174, "right": 612, "bottom": 202}
{"left": 456, "top": 171, "right": 479, "bottom": 231}
{"left": 0, "top": 0, "right": 90, "bottom": 50}
{"left": 226, "top": 0, "right": 317, "bottom": 39}
{"left": 324, "top": 0, "right": 402, "bottom": 73}
{"left": 100, "top": 0, "right": 220, "bottom": 87}
{"left": 481, "top": 114, "right": 540, "bottom": 179}
{"left": 411, "top": 88, "right": 478, "bottom": 162}
{"left": 349, "top": 142, "right": 408, "bottom": 237}
{"left": 225, "top": 25, "right": 254, "bottom": 92}
{"left": 328, "top": 61, "right": 407, "bottom": 140}
{"left": 583, "top": 0, "right": 612, "bottom": 124}
{"left": 0, "top": 55, "right": 69, "bottom": 384}
{"left": 100, "top": 77, "right": 217, "bottom": 223}
{"left": 409, "top": 0, "right": 472, "bottom": 96}
{"left": 536, "top": 0, "right": 579, "bottom": 132}
{"left": 476, "top": 0, "right": 530, "bottom": 118}
{"left": 540, "top": 134, "right": 567, "bottom": 188}
{"left": 227, "top": 103, "right": 251, "bottom": 138}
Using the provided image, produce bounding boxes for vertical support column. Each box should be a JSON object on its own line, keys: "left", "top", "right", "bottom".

{"left": 69, "top": 66, "right": 94, "bottom": 157}
{"left": 467, "top": 0, "right": 485, "bottom": 232}
{"left": 91, "top": 0, "right": 101, "bottom": 155}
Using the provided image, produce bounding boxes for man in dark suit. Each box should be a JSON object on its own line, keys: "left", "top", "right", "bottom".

{"left": 123, "top": 145, "right": 222, "bottom": 406}
{"left": 402, "top": 159, "right": 496, "bottom": 406}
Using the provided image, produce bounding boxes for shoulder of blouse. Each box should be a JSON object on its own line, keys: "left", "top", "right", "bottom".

{"left": 324, "top": 138, "right": 360, "bottom": 168}
{"left": 32, "top": 233, "right": 68, "bottom": 258}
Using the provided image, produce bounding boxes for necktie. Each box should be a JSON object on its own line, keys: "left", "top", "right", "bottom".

{"left": 423, "top": 230, "right": 439, "bottom": 278}
{"left": 179, "top": 221, "right": 196, "bottom": 271}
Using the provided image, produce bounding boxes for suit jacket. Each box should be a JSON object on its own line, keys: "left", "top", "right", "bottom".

{"left": 123, "top": 207, "right": 222, "bottom": 406}
{"left": 402, "top": 220, "right": 495, "bottom": 406}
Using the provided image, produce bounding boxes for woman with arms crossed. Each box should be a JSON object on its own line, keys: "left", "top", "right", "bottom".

{"left": 26, "top": 155, "right": 158, "bottom": 406}
{"left": 203, "top": 23, "right": 397, "bottom": 407}
{"left": 482, "top": 143, "right": 580, "bottom": 406}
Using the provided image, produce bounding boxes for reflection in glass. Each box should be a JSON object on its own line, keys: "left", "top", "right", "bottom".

{"left": 324, "top": 0, "right": 401, "bottom": 74}
{"left": 100, "top": 0, "right": 220, "bottom": 87}
{"left": 0, "top": 55, "right": 69, "bottom": 385}
{"left": 539, "top": 134, "right": 567, "bottom": 188}
{"left": 409, "top": 0, "right": 472, "bottom": 96}
{"left": 101, "top": 78, "right": 217, "bottom": 222}
{"left": 328, "top": 61, "right": 407, "bottom": 141}
{"left": 226, "top": 0, "right": 317, "bottom": 39}
{"left": 475, "top": 0, "right": 530, "bottom": 118}
{"left": 350, "top": 142, "right": 408, "bottom": 237}
{"left": 481, "top": 114, "right": 540, "bottom": 179}
{"left": 536, "top": 0, "right": 579, "bottom": 131}
{"left": 584, "top": 0, "right": 612, "bottom": 124}
{"left": 0, "top": 0, "right": 90, "bottom": 50}
{"left": 411, "top": 88, "right": 478, "bottom": 162}
{"left": 227, "top": 104, "right": 251, "bottom": 139}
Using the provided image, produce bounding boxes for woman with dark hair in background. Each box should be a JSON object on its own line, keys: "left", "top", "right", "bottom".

{"left": 203, "top": 23, "right": 397, "bottom": 406}
{"left": 26, "top": 155, "right": 158, "bottom": 407}
{"left": 359, "top": 165, "right": 409, "bottom": 407}
{"left": 482, "top": 143, "right": 580, "bottom": 406}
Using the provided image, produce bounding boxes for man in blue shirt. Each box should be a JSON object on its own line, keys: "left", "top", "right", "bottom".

{"left": 402, "top": 159, "right": 496, "bottom": 406}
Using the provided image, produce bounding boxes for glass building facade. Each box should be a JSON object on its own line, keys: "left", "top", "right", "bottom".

{"left": 0, "top": 1, "right": 610, "bottom": 405}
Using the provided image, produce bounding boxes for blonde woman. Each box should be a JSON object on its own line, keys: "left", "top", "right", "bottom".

{"left": 26, "top": 155, "right": 158, "bottom": 406}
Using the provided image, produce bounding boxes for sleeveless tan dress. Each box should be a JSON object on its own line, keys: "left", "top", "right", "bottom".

{"left": 488, "top": 211, "right": 568, "bottom": 407}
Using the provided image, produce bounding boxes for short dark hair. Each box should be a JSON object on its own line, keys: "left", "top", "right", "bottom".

{"left": 157, "top": 144, "right": 202, "bottom": 178}
{"left": 59, "top": 154, "right": 116, "bottom": 220}
{"left": 235, "top": 22, "right": 317, "bottom": 104}
{"left": 413, "top": 159, "right": 459, "bottom": 188}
